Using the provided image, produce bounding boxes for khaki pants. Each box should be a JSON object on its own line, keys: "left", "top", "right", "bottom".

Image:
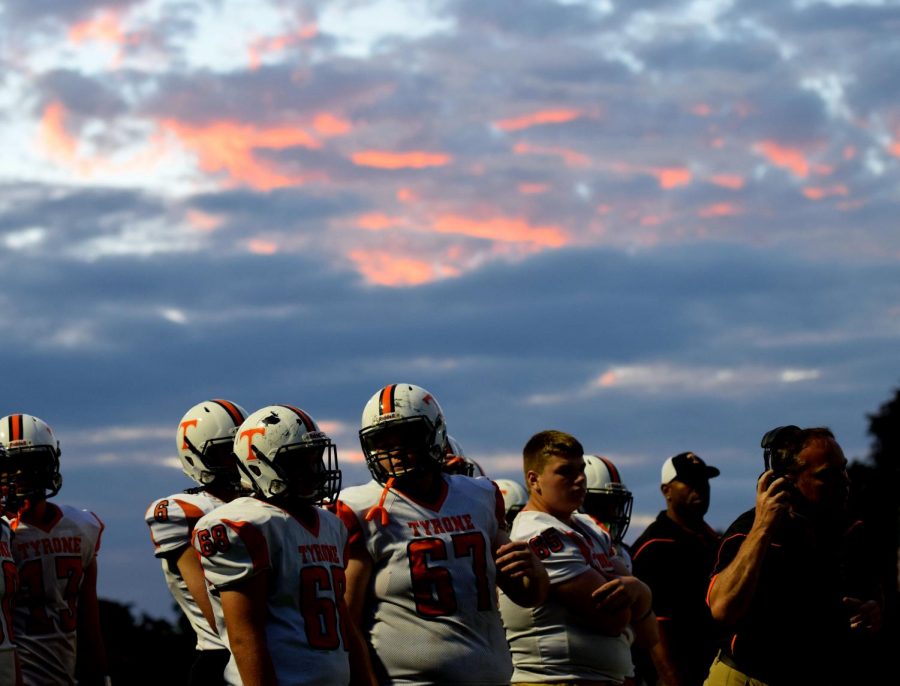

{"left": 703, "top": 653, "right": 769, "bottom": 686}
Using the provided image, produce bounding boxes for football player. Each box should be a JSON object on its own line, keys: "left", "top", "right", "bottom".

{"left": 0, "top": 414, "right": 108, "bottom": 686}
{"left": 441, "top": 435, "right": 487, "bottom": 478}
{"left": 581, "top": 454, "right": 635, "bottom": 570}
{"left": 193, "top": 404, "right": 375, "bottom": 686}
{"left": 499, "top": 431, "right": 657, "bottom": 685}
{"left": 144, "top": 399, "right": 248, "bottom": 685}
{"left": 493, "top": 478, "right": 528, "bottom": 529}
{"left": 0, "top": 443, "right": 22, "bottom": 685}
{"left": 333, "top": 383, "right": 548, "bottom": 684}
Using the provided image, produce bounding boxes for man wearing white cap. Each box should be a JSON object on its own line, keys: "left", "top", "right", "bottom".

{"left": 631, "top": 452, "right": 723, "bottom": 686}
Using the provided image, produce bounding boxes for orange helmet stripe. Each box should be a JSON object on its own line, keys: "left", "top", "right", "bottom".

{"left": 212, "top": 399, "right": 245, "bottom": 426}
{"left": 598, "top": 456, "right": 621, "bottom": 483}
{"left": 278, "top": 405, "right": 316, "bottom": 432}
{"left": 9, "top": 414, "right": 23, "bottom": 442}
{"left": 379, "top": 384, "right": 396, "bottom": 415}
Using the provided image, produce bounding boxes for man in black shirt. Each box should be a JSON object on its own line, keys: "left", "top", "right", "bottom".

{"left": 705, "top": 426, "right": 882, "bottom": 686}
{"left": 631, "top": 452, "right": 722, "bottom": 686}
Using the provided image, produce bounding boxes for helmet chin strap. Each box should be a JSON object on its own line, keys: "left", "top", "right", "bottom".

{"left": 11, "top": 496, "right": 33, "bottom": 530}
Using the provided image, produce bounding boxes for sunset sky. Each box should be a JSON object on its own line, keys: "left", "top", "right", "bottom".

{"left": 2, "top": 0, "right": 899, "bottom": 621}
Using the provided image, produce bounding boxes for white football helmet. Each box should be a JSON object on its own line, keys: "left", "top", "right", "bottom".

{"left": 0, "top": 414, "right": 63, "bottom": 507}
{"left": 442, "top": 435, "right": 487, "bottom": 477}
{"left": 233, "top": 404, "right": 340, "bottom": 503}
{"left": 494, "top": 478, "right": 528, "bottom": 527}
{"left": 582, "top": 454, "right": 633, "bottom": 544}
{"left": 176, "top": 400, "right": 248, "bottom": 486}
{"left": 359, "top": 383, "right": 447, "bottom": 484}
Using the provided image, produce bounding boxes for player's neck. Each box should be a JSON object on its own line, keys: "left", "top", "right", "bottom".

{"left": 393, "top": 469, "right": 443, "bottom": 501}
{"left": 205, "top": 483, "right": 240, "bottom": 503}
{"left": 18, "top": 497, "right": 52, "bottom": 525}
{"left": 524, "top": 496, "right": 574, "bottom": 525}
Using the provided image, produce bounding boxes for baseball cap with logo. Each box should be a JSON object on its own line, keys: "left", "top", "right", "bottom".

{"left": 661, "top": 452, "right": 720, "bottom": 485}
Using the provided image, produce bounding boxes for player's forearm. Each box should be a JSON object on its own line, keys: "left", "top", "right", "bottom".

{"left": 498, "top": 565, "right": 549, "bottom": 607}
{"left": 230, "top": 635, "right": 277, "bottom": 686}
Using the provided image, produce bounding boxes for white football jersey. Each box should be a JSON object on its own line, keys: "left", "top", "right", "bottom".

{"left": 499, "top": 510, "right": 633, "bottom": 684}
{"left": 194, "top": 497, "right": 351, "bottom": 686}
{"left": 145, "top": 490, "right": 230, "bottom": 651}
{"left": 0, "top": 518, "right": 16, "bottom": 651}
{"left": 335, "top": 475, "right": 513, "bottom": 685}
{"left": 9, "top": 503, "right": 104, "bottom": 686}
{"left": 0, "top": 516, "right": 17, "bottom": 686}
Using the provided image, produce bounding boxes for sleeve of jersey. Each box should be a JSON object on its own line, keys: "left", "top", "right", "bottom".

{"left": 490, "top": 481, "right": 508, "bottom": 532}
{"left": 331, "top": 499, "right": 368, "bottom": 558}
{"left": 87, "top": 511, "right": 105, "bottom": 554}
{"left": 512, "top": 513, "right": 590, "bottom": 585}
{"left": 145, "top": 498, "right": 199, "bottom": 558}
{"left": 194, "top": 513, "right": 271, "bottom": 590}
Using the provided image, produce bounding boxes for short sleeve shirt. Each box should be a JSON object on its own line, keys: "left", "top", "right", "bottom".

{"left": 499, "top": 510, "right": 633, "bottom": 684}
{"left": 335, "top": 475, "right": 512, "bottom": 685}
{"left": 195, "top": 497, "right": 351, "bottom": 686}
{"left": 145, "top": 490, "right": 229, "bottom": 651}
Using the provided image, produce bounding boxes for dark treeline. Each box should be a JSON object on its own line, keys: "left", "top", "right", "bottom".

{"left": 92, "top": 386, "right": 900, "bottom": 683}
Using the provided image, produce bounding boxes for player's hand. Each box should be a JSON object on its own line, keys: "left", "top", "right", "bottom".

{"left": 495, "top": 540, "right": 549, "bottom": 606}
{"left": 590, "top": 578, "right": 632, "bottom": 635}
{"left": 495, "top": 540, "right": 542, "bottom": 580}
{"left": 844, "top": 597, "right": 881, "bottom": 635}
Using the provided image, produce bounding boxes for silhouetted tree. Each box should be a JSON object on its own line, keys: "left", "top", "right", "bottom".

{"left": 844, "top": 385, "right": 900, "bottom": 682}
{"left": 82, "top": 599, "right": 195, "bottom": 685}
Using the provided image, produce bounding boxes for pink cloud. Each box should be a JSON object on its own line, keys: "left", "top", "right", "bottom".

{"left": 69, "top": 11, "right": 126, "bottom": 47}
{"left": 650, "top": 167, "right": 692, "bottom": 189}
{"left": 313, "top": 113, "right": 352, "bottom": 137}
{"left": 597, "top": 371, "right": 618, "bottom": 387}
{"left": 709, "top": 174, "right": 745, "bottom": 190}
{"left": 248, "top": 239, "right": 278, "bottom": 255}
{"left": 186, "top": 210, "right": 224, "bottom": 233}
{"left": 753, "top": 141, "right": 810, "bottom": 178}
{"left": 432, "top": 214, "right": 567, "bottom": 247}
{"left": 247, "top": 24, "right": 318, "bottom": 70}
{"left": 518, "top": 183, "right": 550, "bottom": 195}
{"left": 351, "top": 151, "right": 452, "bottom": 169}
{"left": 348, "top": 250, "right": 459, "bottom": 287}
{"left": 40, "top": 102, "right": 78, "bottom": 163}
{"left": 494, "top": 109, "right": 583, "bottom": 132}
{"left": 396, "top": 188, "right": 417, "bottom": 203}
{"left": 802, "top": 185, "right": 849, "bottom": 200}
{"left": 691, "top": 103, "right": 711, "bottom": 117}
{"left": 161, "top": 119, "right": 323, "bottom": 190}
{"left": 512, "top": 141, "right": 590, "bottom": 168}
{"left": 698, "top": 202, "right": 741, "bottom": 218}
{"left": 356, "top": 213, "right": 405, "bottom": 230}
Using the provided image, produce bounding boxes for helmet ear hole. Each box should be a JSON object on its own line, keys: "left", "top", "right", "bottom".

{"left": 249, "top": 465, "right": 262, "bottom": 477}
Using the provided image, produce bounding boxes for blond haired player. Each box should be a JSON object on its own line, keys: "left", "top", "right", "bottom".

{"left": 0, "top": 414, "right": 107, "bottom": 686}
{"left": 194, "top": 404, "right": 375, "bottom": 686}
{"left": 334, "top": 383, "right": 548, "bottom": 684}
{"left": 145, "top": 399, "right": 248, "bottom": 685}
{"left": 499, "top": 430, "right": 657, "bottom": 685}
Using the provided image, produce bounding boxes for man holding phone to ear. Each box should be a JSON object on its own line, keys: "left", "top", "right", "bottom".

{"left": 705, "top": 426, "right": 882, "bottom": 686}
